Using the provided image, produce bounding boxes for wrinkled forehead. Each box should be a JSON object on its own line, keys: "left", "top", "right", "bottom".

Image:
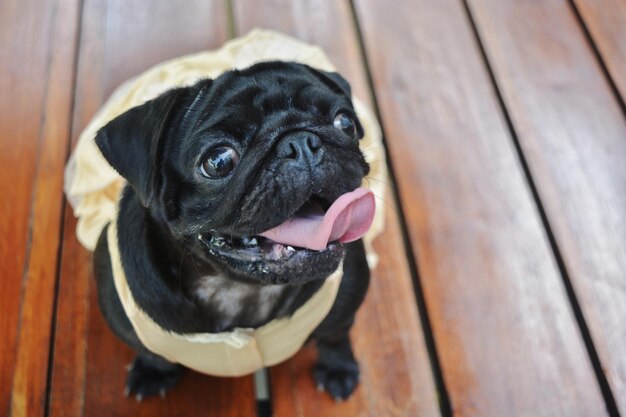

{"left": 196, "top": 65, "right": 344, "bottom": 130}
{"left": 218, "top": 66, "right": 338, "bottom": 109}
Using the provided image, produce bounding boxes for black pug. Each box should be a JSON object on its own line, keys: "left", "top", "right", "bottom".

{"left": 93, "top": 61, "right": 375, "bottom": 402}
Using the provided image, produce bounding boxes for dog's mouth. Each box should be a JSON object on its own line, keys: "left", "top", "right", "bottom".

{"left": 198, "top": 187, "right": 375, "bottom": 265}
{"left": 198, "top": 233, "right": 340, "bottom": 263}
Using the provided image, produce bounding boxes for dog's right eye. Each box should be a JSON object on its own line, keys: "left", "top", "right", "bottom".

{"left": 200, "top": 146, "right": 240, "bottom": 178}
{"left": 333, "top": 113, "right": 357, "bottom": 139}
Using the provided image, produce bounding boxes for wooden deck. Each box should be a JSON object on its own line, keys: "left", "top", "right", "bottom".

{"left": 2, "top": 0, "right": 625, "bottom": 416}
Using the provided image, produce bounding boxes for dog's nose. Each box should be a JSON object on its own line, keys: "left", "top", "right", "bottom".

{"left": 276, "top": 131, "right": 323, "bottom": 164}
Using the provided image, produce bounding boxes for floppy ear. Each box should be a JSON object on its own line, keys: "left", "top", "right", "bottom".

{"left": 323, "top": 71, "right": 352, "bottom": 98}
{"left": 304, "top": 65, "right": 353, "bottom": 99}
{"left": 95, "top": 83, "right": 207, "bottom": 207}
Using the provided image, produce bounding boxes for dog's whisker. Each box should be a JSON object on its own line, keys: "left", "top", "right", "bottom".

{"left": 361, "top": 176, "right": 389, "bottom": 186}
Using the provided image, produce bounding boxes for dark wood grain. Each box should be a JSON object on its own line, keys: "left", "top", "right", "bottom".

{"left": 48, "top": 1, "right": 256, "bottom": 416}
{"left": 0, "top": 0, "right": 80, "bottom": 415}
{"left": 355, "top": 0, "right": 609, "bottom": 415}
{"left": 48, "top": 214, "right": 92, "bottom": 417}
{"left": 0, "top": 0, "right": 54, "bottom": 412}
{"left": 574, "top": 0, "right": 626, "bottom": 102}
{"left": 233, "top": 1, "right": 441, "bottom": 416}
{"left": 467, "top": 0, "right": 626, "bottom": 412}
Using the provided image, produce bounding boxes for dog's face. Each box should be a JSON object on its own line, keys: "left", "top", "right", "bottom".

{"left": 97, "top": 62, "right": 370, "bottom": 284}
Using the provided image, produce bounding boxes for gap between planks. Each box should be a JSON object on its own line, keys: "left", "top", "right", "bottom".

{"left": 347, "top": 1, "right": 453, "bottom": 415}
{"left": 567, "top": 0, "right": 626, "bottom": 118}
{"left": 43, "top": 0, "right": 86, "bottom": 415}
{"left": 460, "top": 0, "right": 621, "bottom": 415}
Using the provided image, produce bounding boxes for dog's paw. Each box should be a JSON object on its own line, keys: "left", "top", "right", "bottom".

{"left": 125, "top": 357, "right": 183, "bottom": 401}
{"left": 313, "top": 360, "right": 360, "bottom": 401}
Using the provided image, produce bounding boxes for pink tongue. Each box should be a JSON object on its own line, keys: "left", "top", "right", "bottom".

{"left": 260, "top": 187, "right": 375, "bottom": 251}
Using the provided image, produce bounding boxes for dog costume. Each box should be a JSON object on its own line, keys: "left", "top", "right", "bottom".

{"left": 65, "top": 29, "right": 386, "bottom": 376}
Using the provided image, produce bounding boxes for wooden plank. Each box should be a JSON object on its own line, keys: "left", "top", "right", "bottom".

{"left": 466, "top": 0, "right": 626, "bottom": 412}
{"left": 48, "top": 1, "right": 256, "bottom": 416}
{"left": 233, "top": 1, "right": 441, "bottom": 416}
{"left": 354, "top": 0, "right": 609, "bottom": 415}
{"left": 0, "top": 0, "right": 53, "bottom": 413}
{"left": 574, "top": 0, "right": 626, "bottom": 102}
{"left": 9, "top": 0, "right": 82, "bottom": 414}
{"left": 0, "top": 0, "right": 80, "bottom": 415}
{"left": 48, "top": 214, "right": 91, "bottom": 417}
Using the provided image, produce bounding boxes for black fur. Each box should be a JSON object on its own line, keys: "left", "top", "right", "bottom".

{"left": 93, "top": 61, "right": 371, "bottom": 401}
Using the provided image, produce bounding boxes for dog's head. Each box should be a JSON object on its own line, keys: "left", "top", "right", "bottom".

{"left": 97, "top": 61, "right": 374, "bottom": 284}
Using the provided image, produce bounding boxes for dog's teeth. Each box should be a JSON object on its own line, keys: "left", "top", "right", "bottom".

{"left": 286, "top": 245, "right": 295, "bottom": 252}
{"left": 265, "top": 243, "right": 286, "bottom": 260}
{"left": 242, "top": 237, "right": 257, "bottom": 246}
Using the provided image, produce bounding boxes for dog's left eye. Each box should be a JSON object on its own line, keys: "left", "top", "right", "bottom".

{"left": 200, "top": 146, "right": 240, "bottom": 178}
{"left": 333, "top": 113, "right": 357, "bottom": 139}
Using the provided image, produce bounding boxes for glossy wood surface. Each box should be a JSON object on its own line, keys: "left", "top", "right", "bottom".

{"left": 355, "top": 0, "right": 610, "bottom": 414}
{"left": 467, "top": 0, "right": 626, "bottom": 412}
{"left": 0, "top": 0, "right": 80, "bottom": 415}
{"left": 574, "top": 0, "right": 626, "bottom": 101}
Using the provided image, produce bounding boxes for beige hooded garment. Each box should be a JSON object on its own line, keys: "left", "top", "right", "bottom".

{"left": 65, "top": 29, "right": 386, "bottom": 377}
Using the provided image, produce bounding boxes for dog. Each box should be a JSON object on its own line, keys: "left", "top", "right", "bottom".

{"left": 92, "top": 61, "right": 374, "bottom": 402}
